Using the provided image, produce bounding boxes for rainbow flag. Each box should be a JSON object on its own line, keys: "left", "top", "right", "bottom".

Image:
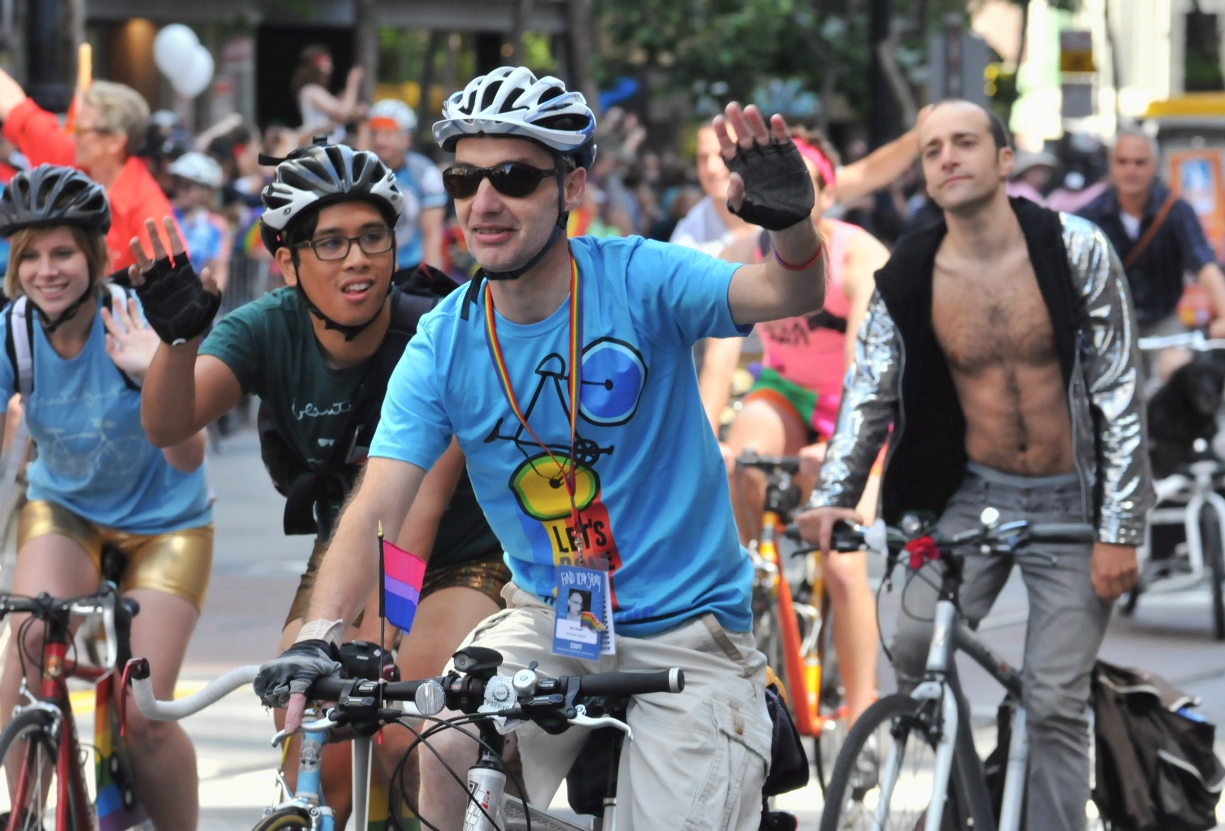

{"left": 580, "top": 610, "right": 606, "bottom": 632}
{"left": 381, "top": 537, "right": 426, "bottom": 634}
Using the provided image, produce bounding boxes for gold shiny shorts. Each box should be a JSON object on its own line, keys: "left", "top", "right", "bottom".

{"left": 18, "top": 500, "right": 214, "bottom": 611}
{"left": 286, "top": 539, "right": 511, "bottom": 628}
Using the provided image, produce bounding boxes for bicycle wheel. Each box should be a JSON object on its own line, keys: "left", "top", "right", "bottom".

{"left": 1201, "top": 505, "right": 1225, "bottom": 640}
{"left": 820, "top": 694, "right": 967, "bottom": 831}
{"left": 0, "top": 707, "right": 86, "bottom": 831}
{"left": 251, "top": 805, "right": 313, "bottom": 831}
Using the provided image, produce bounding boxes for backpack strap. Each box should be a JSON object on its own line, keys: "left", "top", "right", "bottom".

{"left": 279, "top": 284, "right": 446, "bottom": 535}
{"left": 102, "top": 284, "right": 142, "bottom": 391}
{"left": 9, "top": 297, "right": 33, "bottom": 399}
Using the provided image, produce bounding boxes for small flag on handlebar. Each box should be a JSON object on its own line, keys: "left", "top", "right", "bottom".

{"left": 378, "top": 524, "right": 426, "bottom": 633}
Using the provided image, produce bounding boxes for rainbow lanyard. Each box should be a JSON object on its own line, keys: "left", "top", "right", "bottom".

{"left": 484, "top": 257, "right": 586, "bottom": 560}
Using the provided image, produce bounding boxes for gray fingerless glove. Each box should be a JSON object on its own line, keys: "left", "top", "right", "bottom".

{"left": 726, "top": 140, "right": 815, "bottom": 232}
{"left": 253, "top": 640, "right": 342, "bottom": 709}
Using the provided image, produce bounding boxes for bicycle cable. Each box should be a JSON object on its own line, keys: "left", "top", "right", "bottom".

{"left": 384, "top": 711, "right": 534, "bottom": 831}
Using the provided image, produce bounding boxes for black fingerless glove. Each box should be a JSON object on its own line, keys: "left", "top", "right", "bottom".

{"left": 253, "top": 639, "right": 342, "bottom": 709}
{"left": 132, "top": 256, "right": 221, "bottom": 345}
{"left": 726, "top": 140, "right": 815, "bottom": 232}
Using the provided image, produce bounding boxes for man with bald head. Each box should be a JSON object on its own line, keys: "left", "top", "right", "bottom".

{"left": 1078, "top": 131, "right": 1225, "bottom": 377}
{"left": 798, "top": 99, "right": 1152, "bottom": 830}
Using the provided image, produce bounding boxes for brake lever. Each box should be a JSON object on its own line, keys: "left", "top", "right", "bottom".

{"left": 568, "top": 704, "right": 633, "bottom": 740}
{"left": 270, "top": 715, "right": 337, "bottom": 747}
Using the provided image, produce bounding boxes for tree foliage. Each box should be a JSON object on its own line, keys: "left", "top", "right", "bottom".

{"left": 592, "top": 0, "right": 957, "bottom": 124}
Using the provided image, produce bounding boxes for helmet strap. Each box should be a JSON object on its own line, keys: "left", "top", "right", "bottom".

{"left": 294, "top": 279, "right": 392, "bottom": 342}
{"left": 479, "top": 164, "right": 570, "bottom": 283}
{"left": 37, "top": 283, "right": 98, "bottom": 334}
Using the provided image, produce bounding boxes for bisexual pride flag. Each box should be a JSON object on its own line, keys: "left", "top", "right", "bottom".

{"left": 380, "top": 533, "right": 426, "bottom": 634}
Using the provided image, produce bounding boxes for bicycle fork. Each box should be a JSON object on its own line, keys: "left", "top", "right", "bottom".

{"left": 290, "top": 723, "right": 335, "bottom": 831}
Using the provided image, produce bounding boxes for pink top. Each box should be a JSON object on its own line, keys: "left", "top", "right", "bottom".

{"left": 757, "top": 218, "right": 858, "bottom": 397}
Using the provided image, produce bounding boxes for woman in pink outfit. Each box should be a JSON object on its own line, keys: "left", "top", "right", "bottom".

{"left": 699, "top": 128, "right": 888, "bottom": 725}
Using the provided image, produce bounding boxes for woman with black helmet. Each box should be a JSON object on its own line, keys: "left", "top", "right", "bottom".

{"left": 0, "top": 165, "right": 211, "bottom": 829}
{"left": 137, "top": 141, "right": 509, "bottom": 825}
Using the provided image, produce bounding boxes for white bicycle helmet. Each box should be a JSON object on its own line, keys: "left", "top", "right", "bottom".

{"left": 369, "top": 99, "right": 418, "bottom": 133}
{"left": 433, "top": 67, "right": 597, "bottom": 168}
{"left": 168, "top": 152, "right": 223, "bottom": 189}
{"left": 259, "top": 139, "right": 405, "bottom": 340}
{"left": 261, "top": 140, "right": 403, "bottom": 242}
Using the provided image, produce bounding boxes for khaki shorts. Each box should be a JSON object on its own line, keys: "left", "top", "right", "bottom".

{"left": 18, "top": 500, "right": 214, "bottom": 611}
{"left": 285, "top": 538, "right": 511, "bottom": 628}
{"left": 450, "top": 582, "right": 771, "bottom": 831}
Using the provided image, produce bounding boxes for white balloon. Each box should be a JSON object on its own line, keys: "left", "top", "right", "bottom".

{"left": 172, "top": 46, "right": 214, "bottom": 99}
{"left": 153, "top": 24, "right": 199, "bottom": 79}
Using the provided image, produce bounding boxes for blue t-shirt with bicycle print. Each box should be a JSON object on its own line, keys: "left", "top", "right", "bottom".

{"left": 0, "top": 297, "right": 211, "bottom": 534}
{"left": 370, "top": 235, "right": 753, "bottom": 636}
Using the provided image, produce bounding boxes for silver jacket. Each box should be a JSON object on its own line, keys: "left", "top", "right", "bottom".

{"left": 808, "top": 213, "right": 1154, "bottom": 546}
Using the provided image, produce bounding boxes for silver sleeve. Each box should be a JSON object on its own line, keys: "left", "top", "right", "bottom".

{"left": 1063, "top": 214, "right": 1154, "bottom": 545}
{"left": 806, "top": 290, "right": 900, "bottom": 510}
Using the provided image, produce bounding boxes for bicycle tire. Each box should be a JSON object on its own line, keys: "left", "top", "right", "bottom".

{"left": 820, "top": 693, "right": 968, "bottom": 831}
{"left": 1201, "top": 505, "right": 1225, "bottom": 641}
{"left": 251, "top": 805, "right": 314, "bottom": 831}
{"left": 0, "top": 707, "right": 85, "bottom": 831}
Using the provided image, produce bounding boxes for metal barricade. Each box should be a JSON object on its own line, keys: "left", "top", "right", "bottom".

{"left": 218, "top": 253, "right": 272, "bottom": 318}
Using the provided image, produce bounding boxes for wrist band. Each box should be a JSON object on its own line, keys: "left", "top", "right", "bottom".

{"left": 773, "top": 239, "right": 824, "bottom": 271}
{"left": 296, "top": 618, "right": 345, "bottom": 648}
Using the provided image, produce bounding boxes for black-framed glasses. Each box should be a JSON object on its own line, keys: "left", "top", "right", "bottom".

{"left": 295, "top": 228, "right": 394, "bottom": 261}
{"left": 442, "top": 163, "right": 560, "bottom": 199}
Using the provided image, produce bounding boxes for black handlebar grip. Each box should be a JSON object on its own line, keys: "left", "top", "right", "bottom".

{"left": 308, "top": 676, "right": 428, "bottom": 702}
{"left": 310, "top": 676, "right": 348, "bottom": 701}
{"left": 783, "top": 522, "right": 801, "bottom": 541}
{"left": 576, "top": 668, "right": 684, "bottom": 697}
{"left": 1028, "top": 523, "right": 1096, "bottom": 544}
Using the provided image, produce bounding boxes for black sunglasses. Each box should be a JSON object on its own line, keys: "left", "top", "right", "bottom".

{"left": 442, "top": 163, "right": 560, "bottom": 199}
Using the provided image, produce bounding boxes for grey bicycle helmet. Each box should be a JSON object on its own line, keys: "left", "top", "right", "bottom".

{"left": 259, "top": 139, "right": 405, "bottom": 341}
{"left": 434, "top": 67, "right": 596, "bottom": 169}
{"left": 259, "top": 139, "right": 403, "bottom": 255}
{"left": 437, "top": 68, "right": 596, "bottom": 296}
{"left": 0, "top": 165, "right": 111, "bottom": 238}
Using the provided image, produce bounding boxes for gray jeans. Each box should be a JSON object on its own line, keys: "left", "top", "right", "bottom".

{"left": 891, "top": 463, "right": 1111, "bottom": 831}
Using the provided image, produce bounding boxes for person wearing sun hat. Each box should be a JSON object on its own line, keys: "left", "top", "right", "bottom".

{"left": 365, "top": 98, "right": 447, "bottom": 273}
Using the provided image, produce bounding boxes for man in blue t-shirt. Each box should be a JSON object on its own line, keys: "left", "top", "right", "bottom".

{"left": 367, "top": 98, "right": 447, "bottom": 272}
{"left": 255, "top": 67, "right": 826, "bottom": 830}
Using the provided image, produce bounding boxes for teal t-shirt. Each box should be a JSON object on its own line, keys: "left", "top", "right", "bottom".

{"left": 0, "top": 296, "right": 211, "bottom": 534}
{"left": 369, "top": 235, "right": 754, "bottom": 635}
{"left": 201, "top": 287, "right": 500, "bottom": 565}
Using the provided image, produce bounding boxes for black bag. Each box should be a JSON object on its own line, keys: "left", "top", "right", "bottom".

{"left": 762, "top": 681, "right": 809, "bottom": 796}
{"left": 258, "top": 266, "right": 458, "bottom": 535}
{"left": 1092, "top": 660, "right": 1225, "bottom": 831}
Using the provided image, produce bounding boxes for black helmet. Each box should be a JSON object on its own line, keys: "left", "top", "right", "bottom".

{"left": 0, "top": 165, "right": 111, "bottom": 238}
{"left": 259, "top": 138, "right": 403, "bottom": 255}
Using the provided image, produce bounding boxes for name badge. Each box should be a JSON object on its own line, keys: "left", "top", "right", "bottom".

{"left": 552, "top": 564, "right": 615, "bottom": 658}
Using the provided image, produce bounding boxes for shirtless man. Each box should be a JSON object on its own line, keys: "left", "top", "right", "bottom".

{"left": 796, "top": 100, "right": 1152, "bottom": 831}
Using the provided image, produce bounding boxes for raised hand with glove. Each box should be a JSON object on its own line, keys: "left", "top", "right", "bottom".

{"left": 715, "top": 103, "right": 827, "bottom": 326}
{"left": 127, "top": 216, "right": 222, "bottom": 345}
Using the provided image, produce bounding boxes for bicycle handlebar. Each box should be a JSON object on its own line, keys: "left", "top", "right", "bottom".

{"left": 129, "top": 664, "right": 260, "bottom": 722}
{"left": 577, "top": 668, "right": 684, "bottom": 696}
{"left": 735, "top": 452, "right": 800, "bottom": 475}
{"left": 782, "top": 518, "right": 1095, "bottom": 555}
{"left": 1137, "top": 331, "right": 1225, "bottom": 352}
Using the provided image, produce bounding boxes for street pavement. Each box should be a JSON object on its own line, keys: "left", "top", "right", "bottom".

{"left": 10, "top": 426, "right": 1221, "bottom": 830}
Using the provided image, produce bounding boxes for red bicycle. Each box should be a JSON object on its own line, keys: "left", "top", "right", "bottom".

{"left": 0, "top": 582, "right": 142, "bottom": 831}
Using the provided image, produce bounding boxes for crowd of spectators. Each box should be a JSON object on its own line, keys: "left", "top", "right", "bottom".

{"left": 0, "top": 46, "right": 1187, "bottom": 345}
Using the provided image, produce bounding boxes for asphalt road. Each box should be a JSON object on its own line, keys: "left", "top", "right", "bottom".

{"left": 24, "top": 427, "right": 1222, "bottom": 831}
